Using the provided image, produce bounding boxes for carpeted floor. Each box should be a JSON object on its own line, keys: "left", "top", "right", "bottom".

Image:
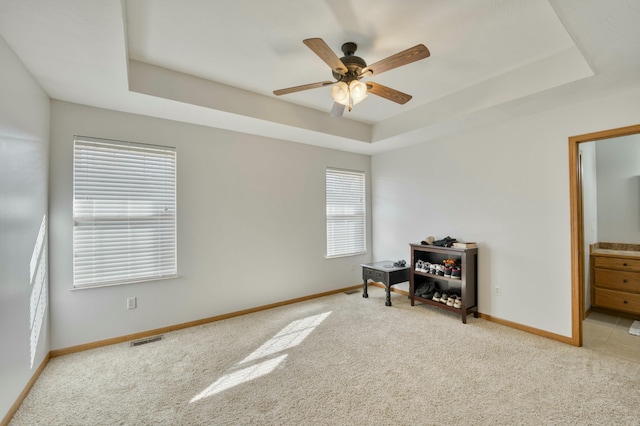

{"left": 10, "top": 286, "right": 640, "bottom": 425}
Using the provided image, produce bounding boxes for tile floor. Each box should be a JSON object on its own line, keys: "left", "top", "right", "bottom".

{"left": 583, "top": 311, "right": 640, "bottom": 363}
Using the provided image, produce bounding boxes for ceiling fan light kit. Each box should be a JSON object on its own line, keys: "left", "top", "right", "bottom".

{"left": 273, "top": 38, "right": 430, "bottom": 117}
{"left": 331, "top": 80, "right": 368, "bottom": 111}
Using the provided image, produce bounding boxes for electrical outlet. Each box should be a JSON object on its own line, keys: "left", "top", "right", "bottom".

{"left": 127, "top": 297, "right": 137, "bottom": 310}
{"left": 494, "top": 285, "right": 501, "bottom": 296}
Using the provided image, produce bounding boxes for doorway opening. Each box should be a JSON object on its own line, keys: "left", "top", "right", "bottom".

{"left": 569, "top": 123, "right": 640, "bottom": 346}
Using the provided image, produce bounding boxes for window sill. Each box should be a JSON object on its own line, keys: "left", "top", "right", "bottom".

{"left": 70, "top": 274, "right": 180, "bottom": 290}
{"left": 325, "top": 251, "right": 368, "bottom": 259}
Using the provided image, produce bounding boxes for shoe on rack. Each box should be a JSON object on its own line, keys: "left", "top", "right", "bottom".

{"left": 451, "top": 266, "right": 461, "bottom": 279}
{"left": 418, "top": 285, "right": 434, "bottom": 299}
{"left": 423, "top": 288, "right": 436, "bottom": 299}
{"left": 415, "top": 260, "right": 423, "bottom": 272}
{"left": 422, "top": 283, "right": 438, "bottom": 299}
{"left": 447, "top": 295, "right": 456, "bottom": 307}
{"left": 432, "top": 292, "right": 441, "bottom": 302}
{"left": 444, "top": 266, "right": 452, "bottom": 278}
{"left": 440, "top": 292, "right": 449, "bottom": 304}
{"left": 454, "top": 297, "right": 462, "bottom": 309}
{"left": 421, "top": 262, "right": 430, "bottom": 273}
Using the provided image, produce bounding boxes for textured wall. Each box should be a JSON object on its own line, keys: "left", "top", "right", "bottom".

{"left": 0, "top": 35, "right": 50, "bottom": 420}
{"left": 596, "top": 134, "right": 640, "bottom": 243}
{"left": 371, "top": 86, "right": 640, "bottom": 337}
{"left": 48, "top": 101, "right": 371, "bottom": 350}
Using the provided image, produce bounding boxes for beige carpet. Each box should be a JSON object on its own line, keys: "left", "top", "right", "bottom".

{"left": 10, "top": 286, "right": 640, "bottom": 425}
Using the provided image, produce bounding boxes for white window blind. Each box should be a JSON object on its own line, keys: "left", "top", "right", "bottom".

{"left": 326, "top": 168, "right": 366, "bottom": 257}
{"left": 73, "top": 136, "right": 177, "bottom": 288}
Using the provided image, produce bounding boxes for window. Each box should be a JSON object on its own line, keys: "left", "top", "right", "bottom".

{"left": 73, "top": 136, "right": 177, "bottom": 288}
{"left": 326, "top": 168, "right": 366, "bottom": 257}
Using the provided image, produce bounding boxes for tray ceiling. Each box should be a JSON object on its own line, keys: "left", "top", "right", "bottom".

{"left": 1, "top": 0, "right": 639, "bottom": 154}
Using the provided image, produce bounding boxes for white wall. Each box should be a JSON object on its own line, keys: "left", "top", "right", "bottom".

{"left": 49, "top": 101, "right": 371, "bottom": 350}
{"left": 596, "top": 134, "right": 640, "bottom": 242}
{"left": 0, "top": 36, "right": 50, "bottom": 420}
{"left": 372, "top": 86, "right": 640, "bottom": 337}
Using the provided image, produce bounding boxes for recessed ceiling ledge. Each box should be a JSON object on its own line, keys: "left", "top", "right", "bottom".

{"left": 128, "top": 60, "right": 372, "bottom": 145}
{"left": 372, "top": 46, "right": 594, "bottom": 143}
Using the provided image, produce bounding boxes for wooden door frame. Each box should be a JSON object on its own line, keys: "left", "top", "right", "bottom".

{"left": 569, "top": 123, "right": 640, "bottom": 346}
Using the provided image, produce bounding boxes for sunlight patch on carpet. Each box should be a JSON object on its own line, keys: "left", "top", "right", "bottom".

{"left": 240, "top": 311, "right": 332, "bottom": 364}
{"left": 630, "top": 320, "right": 640, "bottom": 336}
{"left": 190, "top": 311, "right": 332, "bottom": 402}
{"left": 190, "top": 354, "right": 287, "bottom": 402}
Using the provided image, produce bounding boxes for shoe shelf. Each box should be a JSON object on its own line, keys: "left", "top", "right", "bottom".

{"left": 409, "top": 244, "right": 478, "bottom": 324}
{"left": 413, "top": 270, "right": 460, "bottom": 281}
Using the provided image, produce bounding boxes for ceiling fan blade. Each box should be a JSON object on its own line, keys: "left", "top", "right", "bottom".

{"left": 360, "top": 44, "right": 430, "bottom": 77}
{"left": 273, "top": 81, "right": 334, "bottom": 96}
{"left": 303, "top": 38, "right": 348, "bottom": 74}
{"left": 330, "top": 102, "right": 345, "bottom": 118}
{"left": 366, "top": 82, "right": 412, "bottom": 105}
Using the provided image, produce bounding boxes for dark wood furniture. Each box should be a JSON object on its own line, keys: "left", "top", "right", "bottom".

{"left": 361, "top": 261, "right": 410, "bottom": 306}
{"left": 409, "top": 244, "right": 478, "bottom": 323}
{"left": 590, "top": 243, "right": 640, "bottom": 316}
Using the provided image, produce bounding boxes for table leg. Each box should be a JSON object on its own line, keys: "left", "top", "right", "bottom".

{"left": 385, "top": 285, "right": 392, "bottom": 306}
{"left": 362, "top": 279, "right": 368, "bottom": 298}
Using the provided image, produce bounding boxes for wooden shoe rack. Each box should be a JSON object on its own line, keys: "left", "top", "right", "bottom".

{"left": 409, "top": 243, "right": 478, "bottom": 323}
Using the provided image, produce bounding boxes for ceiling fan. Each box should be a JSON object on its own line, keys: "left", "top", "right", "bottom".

{"left": 273, "top": 38, "right": 430, "bottom": 117}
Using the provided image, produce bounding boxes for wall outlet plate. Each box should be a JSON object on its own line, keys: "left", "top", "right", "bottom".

{"left": 127, "top": 297, "right": 137, "bottom": 310}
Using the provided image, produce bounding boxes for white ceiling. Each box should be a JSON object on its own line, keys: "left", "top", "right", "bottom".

{"left": 1, "top": 0, "right": 639, "bottom": 154}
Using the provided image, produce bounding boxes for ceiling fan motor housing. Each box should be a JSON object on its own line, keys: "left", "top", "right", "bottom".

{"left": 332, "top": 42, "right": 367, "bottom": 81}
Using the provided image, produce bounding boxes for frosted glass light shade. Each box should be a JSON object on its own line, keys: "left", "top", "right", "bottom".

{"left": 348, "top": 80, "right": 368, "bottom": 104}
{"left": 331, "top": 80, "right": 368, "bottom": 108}
{"left": 331, "top": 81, "right": 350, "bottom": 106}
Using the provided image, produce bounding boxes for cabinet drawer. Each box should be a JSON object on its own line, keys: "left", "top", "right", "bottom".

{"left": 594, "top": 268, "right": 640, "bottom": 293}
{"left": 594, "top": 288, "right": 640, "bottom": 314}
{"left": 363, "top": 268, "right": 385, "bottom": 282}
{"left": 594, "top": 256, "right": 640, "bottom": 271}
